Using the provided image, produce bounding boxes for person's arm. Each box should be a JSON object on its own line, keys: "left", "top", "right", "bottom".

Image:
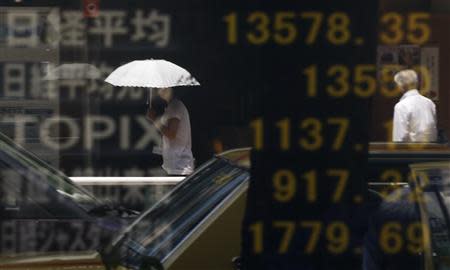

{"left": 150, "top": 100, "right": 183, "bottom": 140}
{"left": 433, "top": 102, "right": 438, "bottom": 128}
{"left": 154, "top": 118, "right": 180, "bottom": 140}
{"left": 393, "top": 105, "right": 409, "bottom": 142}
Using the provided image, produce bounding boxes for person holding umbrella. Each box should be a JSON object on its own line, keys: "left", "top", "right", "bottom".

{"left": 105, "top": 59, "right": 200, "bottom": 176}
{"left": 147, "top": 87, "right": 194, "bottom": 175}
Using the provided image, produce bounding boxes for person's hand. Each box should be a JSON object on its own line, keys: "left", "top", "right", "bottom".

{"left": 147, "top": 109, "right": 163, "bottom": 131}
{"left": 146, "top": 109, "right": 157, "bottom": 122}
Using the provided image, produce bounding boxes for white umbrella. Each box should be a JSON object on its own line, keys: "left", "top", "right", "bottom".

{"left": 104, "top": 59, "right": 200, "bottom": 88}
{"left": 43, "top": 63, "right": 102, "bottom": 80}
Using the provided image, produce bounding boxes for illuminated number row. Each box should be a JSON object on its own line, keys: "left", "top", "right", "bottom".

{"left": 223, "top": 11, "right": 352, "bottom": 46}
{"left": 375, "top": 169, "right": 429, "bottom": 204}
{"left": 250, "top": 117, "right": 350, "bottom": 152}
{"left": 249, "top": 221, "right": 426, "bottom": 256}
{"left": 249, "top": 221, "right": 350, "bottom": 255}
{"left": 272, "top": 169, "right": 349, "bottom": 204}
{"left": 380, "top": 12, "right": 430, "bottom": 45}
{"left": 379, "top": 222, "right": 425, "bottom": 254}
{"left": 303, "top": 64, "right": 432, "bottom": 99}
{"left": 223, "top": 12, "right": 430, "bottom": 46}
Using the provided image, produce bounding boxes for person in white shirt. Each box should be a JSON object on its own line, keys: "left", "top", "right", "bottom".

{"left": 392, "top": 69, "right": 437, "bottom": 142}
{"left": 147, "top": 88, "right": 194, "bottom": 175}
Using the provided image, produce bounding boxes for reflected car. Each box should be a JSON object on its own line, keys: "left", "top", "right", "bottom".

{"left": 101, "top": 148, "right": 250, "bottom": 270}
{"left": 0, "top": 147, "right": 251, "bottom": 270}
{"left": 0, "top": 132, "right": 137, "bottom": 255}
{"left": 409, "top": 162, "right": 450, "bottom": 270}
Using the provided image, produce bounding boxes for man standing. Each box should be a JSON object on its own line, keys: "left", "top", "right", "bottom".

{"left": 148, "top": 88, "right": 194, "bottom": 175}
{"left": 392, "top": 69, "right": 437, "bottom": 142}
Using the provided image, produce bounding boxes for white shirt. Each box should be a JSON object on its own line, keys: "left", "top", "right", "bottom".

{"left": 160, "top": 99, "right": 194, "bottom": 175}
{"left": 393, "top": 89, "right": 437, "bottom": 142}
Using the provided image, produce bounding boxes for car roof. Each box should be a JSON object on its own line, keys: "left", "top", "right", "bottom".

{"left": 217, "top": 147, "right": 251, "bottom": 169}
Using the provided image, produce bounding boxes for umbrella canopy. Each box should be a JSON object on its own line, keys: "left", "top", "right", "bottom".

{"left": 104, "top": 59, "right": 200, "bottom": 88}
{"left": 43, "top": 63, "right": 102, "bottom": 80}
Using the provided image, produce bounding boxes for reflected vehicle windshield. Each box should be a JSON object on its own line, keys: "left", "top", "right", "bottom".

{"left": 107, "top": 152, "right": 249, "bottom": 268}
{"left": 410, "top": 163, "right": 450, "bottom": 268}
{"left": 0, "top": 132, "right": 101, "bottom": 211}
